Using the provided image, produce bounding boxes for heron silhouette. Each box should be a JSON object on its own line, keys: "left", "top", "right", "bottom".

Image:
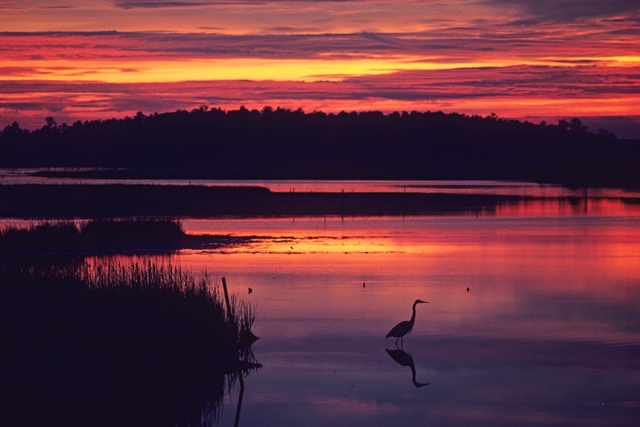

{"left": 386, "top": 299, "right": 428, "bottom": 347}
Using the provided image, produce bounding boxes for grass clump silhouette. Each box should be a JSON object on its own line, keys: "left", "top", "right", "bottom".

{"left": 0, "top": 219, "right": 81, "bottom": 254}
{"left": 0, "top": 257, "right": 259, "bottom": 427}
{"left": 81, "top": 217, "right": 185, "bottom": 250}
{"left": 0, "top": 217, "right": 186, "bottom": 255}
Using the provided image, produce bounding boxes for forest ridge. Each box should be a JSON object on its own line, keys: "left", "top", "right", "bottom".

{"left": 2, "top": 107, "right": 639, "bottom": 187}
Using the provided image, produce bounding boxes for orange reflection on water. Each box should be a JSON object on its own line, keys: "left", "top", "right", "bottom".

{"left": 176, "top": 214, "right": 640, "bottom": 345}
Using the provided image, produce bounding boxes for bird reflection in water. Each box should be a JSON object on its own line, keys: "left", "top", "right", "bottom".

{"left": 221, "top": 277, "right": 261, "bottom": 427}
{"left": 230, "top": 334, "right": 261, "bottom": 427}
{"left": 386, "top": 299, "right": 429, "bottom": 348}
{"left": 230, "top": 342, "right": 261, "bottom": 427}
{"left": 386, "top": 348, "right": 430, "bottom": 388}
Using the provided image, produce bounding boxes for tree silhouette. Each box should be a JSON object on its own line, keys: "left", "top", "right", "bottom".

{"left": 0, "top": 107, "right": 638, "bottom": 187}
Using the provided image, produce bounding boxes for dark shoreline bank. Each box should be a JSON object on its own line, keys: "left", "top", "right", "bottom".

{"left": 29, "top": 168, "right": 640, "bottom": 189}
{"left": 2, "top": 183, "right": 633, "bottom": 219}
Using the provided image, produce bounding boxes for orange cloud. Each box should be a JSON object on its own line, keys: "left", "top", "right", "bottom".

{"left": 1, "top": 2, "right": 639, "bottom": 137}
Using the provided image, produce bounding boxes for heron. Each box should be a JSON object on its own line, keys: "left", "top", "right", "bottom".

{"left": 386, "top": 299, "right": 429, "bottom": 347}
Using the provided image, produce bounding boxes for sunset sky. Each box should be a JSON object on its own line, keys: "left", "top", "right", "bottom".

{"left": 1, "top": 0, "right": 640, "bottom": 137}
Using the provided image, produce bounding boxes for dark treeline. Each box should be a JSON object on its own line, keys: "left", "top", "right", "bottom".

{"left": 2, "top": 106, "right": 639, "bottom": 187}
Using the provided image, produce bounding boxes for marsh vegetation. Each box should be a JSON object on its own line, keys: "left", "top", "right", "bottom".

{"left": 0, "top": 255, "right": 260, "bottom": 426}
{"left": 0, "top": 217, "right": 256, "bottom": 254}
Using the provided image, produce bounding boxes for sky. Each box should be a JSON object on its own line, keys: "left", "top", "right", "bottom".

{"left": 1, "top": 0, "right": 640, "bottom": 138}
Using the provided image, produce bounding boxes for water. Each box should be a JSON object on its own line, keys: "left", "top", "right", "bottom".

{"left": 2, "top": 169, "right": 640, "bottom": 198}
{"left": 3, "top": 175, "right": 639, "bottom": 425}
{"left": 171, "top": 213, "right": 640, "bottom": 427}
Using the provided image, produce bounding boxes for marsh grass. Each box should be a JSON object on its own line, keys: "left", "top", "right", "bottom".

{"left": 81, "top": 217, "right": 185, "bottom": 250}
{"left": 0, "top": 218, "right": 186, "bottom": 255}
{"left": 0, "top": 257, "right": 259, "bottom": 427}
{"left": 0, "top": 219, "right": 81, "bottom": 254}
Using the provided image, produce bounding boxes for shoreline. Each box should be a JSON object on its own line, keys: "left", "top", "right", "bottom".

{"left": 2, "top": 183, "right": 638, "bottom": 219}
{"left": 29, "top": 168, "right": 640, "bottom": 189}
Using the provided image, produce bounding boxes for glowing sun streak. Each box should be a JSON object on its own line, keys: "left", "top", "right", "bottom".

{"left": 0, "top": 56, "right": 593, "bottom": 84}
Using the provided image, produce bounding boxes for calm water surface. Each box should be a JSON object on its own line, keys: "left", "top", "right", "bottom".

{"left": 171, "top": 209, "right": 640, "bottom": 427}
{"left": 5, "top": 175, "right": 639, "bottom": 426}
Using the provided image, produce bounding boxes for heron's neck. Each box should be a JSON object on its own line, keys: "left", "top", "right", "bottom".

{"left": 410, "top": 303, "right": 418, "bottom": 325}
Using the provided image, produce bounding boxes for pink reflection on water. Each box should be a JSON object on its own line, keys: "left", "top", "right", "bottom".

{"left": 175, "top": 214, "right": 640, "bottom": 346}
{"left": 74, "top": 212, "right": 640, "bottom": 426}
{"left": 494, "top": 198, "right": 640, "bottom": 217}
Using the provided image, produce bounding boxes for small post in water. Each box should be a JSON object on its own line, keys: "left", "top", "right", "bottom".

{"left": 222, "top": 277, "right": 233, "bottom": 322}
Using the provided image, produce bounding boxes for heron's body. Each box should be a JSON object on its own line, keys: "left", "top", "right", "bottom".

{"left": 386, "top": 299, "right": 428, "bottom": 346}
{"left": 386, "top": 320, "right": 412, "bottom": 339}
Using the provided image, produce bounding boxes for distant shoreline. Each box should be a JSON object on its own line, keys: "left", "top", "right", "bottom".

{"left": 1, "top": 183, "right": 638, "bottom": 219}
{"left": 28, "top": 168, "right": 640, "bottom": 189}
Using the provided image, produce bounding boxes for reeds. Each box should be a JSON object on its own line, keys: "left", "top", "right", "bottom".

{"left": 0, "top": 217, "right": 186, "bottom": 255}
{"left": 81, "top": 217, "right": 184, "bottom": 249}
{"left": 0, "top": 256, "right": 259, "bottom": 427}
{"left": 0, "top": 219, "right": 81, "bottom": 253}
